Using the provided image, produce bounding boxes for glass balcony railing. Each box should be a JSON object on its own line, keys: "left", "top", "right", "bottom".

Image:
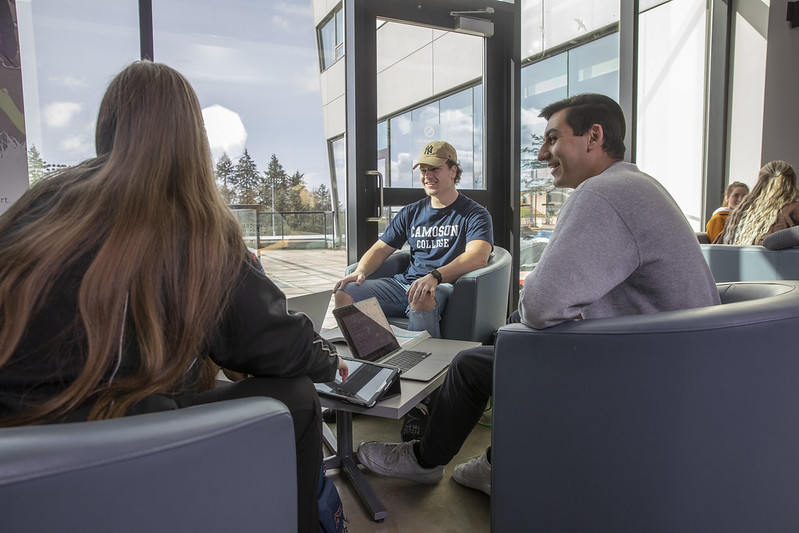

{"left": 231, "top": 208, "right": 340, "bottom": 251}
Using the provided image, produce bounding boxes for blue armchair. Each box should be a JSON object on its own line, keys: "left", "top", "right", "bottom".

{"left": 345, "top": 246, "right": 512, "bottom": 343}
{"left": 0, "top": 397, "right": 297, "bottom": 533}
{"left": 492, "top": 281, "right": 799, "bottom": 532}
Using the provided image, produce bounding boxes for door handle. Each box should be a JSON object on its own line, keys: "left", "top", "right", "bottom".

{"left": 365, "top": 170, "right": 385, "bottom": 222}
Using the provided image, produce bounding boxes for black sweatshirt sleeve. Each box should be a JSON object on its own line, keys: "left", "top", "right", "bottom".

{"left": 208, "top": 259, "right": 338, "bottom": 383}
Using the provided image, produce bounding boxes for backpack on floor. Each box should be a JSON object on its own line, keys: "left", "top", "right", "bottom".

{"left": 318, "top": 464, "right": 347, "bottom": 533}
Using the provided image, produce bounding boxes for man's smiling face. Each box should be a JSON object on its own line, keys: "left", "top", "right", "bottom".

{"left": 537, "top": 109, "right": 595, "bottom": 189}
{"left": 419, "top": 163, "right": 457, "bottom": 198}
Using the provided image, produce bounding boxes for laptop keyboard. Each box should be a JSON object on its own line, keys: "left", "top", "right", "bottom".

{"left": 382, "top": 349, "right": 431, "bottom": 373}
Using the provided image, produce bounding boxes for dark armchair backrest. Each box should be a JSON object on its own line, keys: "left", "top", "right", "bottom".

{"left": 492, "top": 281, "right": 799, "bottom": 533}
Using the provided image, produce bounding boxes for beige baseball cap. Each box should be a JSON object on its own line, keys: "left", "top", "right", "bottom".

{"left": 412, "top": 141, "right": 458, "bottom": 169}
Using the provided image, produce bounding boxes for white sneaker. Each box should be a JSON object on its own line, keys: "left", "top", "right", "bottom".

{"left": 356, "top": 440, "right": 444, "bottom": 484}
{"left": 452, "top": 450, "right": 491, "bottom": 495}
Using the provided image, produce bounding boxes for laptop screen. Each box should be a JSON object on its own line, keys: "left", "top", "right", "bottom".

{"left": 332, "top": 297, "right": 400, "bottom": 362}
{"left": 287, "top": 290, "right": 332, "bottom": 333}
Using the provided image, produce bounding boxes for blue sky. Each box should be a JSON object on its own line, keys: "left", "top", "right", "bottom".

{"left": 18, "top": 0, "right": 330, "bottom": 189}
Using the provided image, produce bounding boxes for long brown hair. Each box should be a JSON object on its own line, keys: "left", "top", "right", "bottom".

{"left": 721, "top": 160, "right": 798, "bottom": 245}
{"left": 0, "top": 61, "right": 246, "bottom": 424}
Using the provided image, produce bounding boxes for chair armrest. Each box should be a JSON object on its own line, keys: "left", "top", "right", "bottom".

{"left": 345, "top": 250, "right": 410, "bottom": 279}
{"left": 441, "top": 246, "right": 512, "bottom": 342}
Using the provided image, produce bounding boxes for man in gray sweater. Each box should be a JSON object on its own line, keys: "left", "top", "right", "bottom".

{"left": 356, "top": 93, "right": 721, "bottom": 495}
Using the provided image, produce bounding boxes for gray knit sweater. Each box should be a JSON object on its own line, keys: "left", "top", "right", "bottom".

{"left": 519, "top": 161, "right": 720, "bottom": 329}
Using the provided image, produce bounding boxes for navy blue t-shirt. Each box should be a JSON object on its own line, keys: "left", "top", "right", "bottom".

{"left": 380, "top": 193, "right": 494, "bottom": 283}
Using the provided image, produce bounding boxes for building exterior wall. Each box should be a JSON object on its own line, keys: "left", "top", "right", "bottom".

{"left": 313, "top": 6, "right": 482, "bottom": 141}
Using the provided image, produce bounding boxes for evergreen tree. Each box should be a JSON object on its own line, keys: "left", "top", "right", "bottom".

{"left": 521, "top": 132, "right": 548, "bottom": 172}
{"left": 264, "top": 154, "right": 289, "bottom": 212}
{"left": 234, "top": 149, "right": 260, "bottom": 205}
{"left": 287, "top": 170, "right": 307, "bottom": 212}
{"left": 520, "top": 133, "right": 554, "bottom": 227}
{"left": 312, "top": 183, "right": 332, "bottom": 211}
{"left": 215, "top": 152, "right": 236, "bottom": 204}
{"left": 28, "top": 145, "right": 46, "bottom": 185}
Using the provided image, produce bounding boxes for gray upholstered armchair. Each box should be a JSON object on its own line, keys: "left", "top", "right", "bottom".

{"left": 700, "top": 243, "right": 799, "bottom": 281}
{"left": 345, "top": 246, "right": 512, "bottom": 343}
{"left": 492, "top": 281, "right": 799, "bottom": 532}
{"left": 0, "top": 397, "right": 297, "bottom": 533}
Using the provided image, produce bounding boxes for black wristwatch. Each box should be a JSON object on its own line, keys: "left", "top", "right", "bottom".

{"left": 429, "top": 268, "right": 442, "bottom": 284}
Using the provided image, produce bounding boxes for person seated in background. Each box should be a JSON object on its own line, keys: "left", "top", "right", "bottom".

{"left": 355, "top": 93, "right": 721, "bottom": 496}
{"left": 332, "top": 140, "right": 494, "bottom": 340}
{"left": 332, "top": 140, "right": 494, "bottom": 441}
{"left": 0, "top": 60, "right": 347, "bottom": 533}
{"left": 706, "top": 181, "right": 749, "bottom": 242}
{"left": 714, "top": 160, "right": 798, "bottom": 245}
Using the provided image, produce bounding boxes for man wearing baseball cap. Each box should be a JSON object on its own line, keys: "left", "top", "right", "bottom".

{"left": 332, "top": 140, "right": 494, "bottom": 440}
{"left": 333, "top": 140, "right": 493, "bottom": 339}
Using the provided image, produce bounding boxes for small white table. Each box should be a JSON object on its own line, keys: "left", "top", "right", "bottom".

{"left": 322, "top": 338, "right": 481, "bottom": 522}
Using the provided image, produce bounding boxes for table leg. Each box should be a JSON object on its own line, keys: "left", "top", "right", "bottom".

{"left": 323, "top": 410, "right": 388, "bottom": 522}
{"left": 322, "top": 421, "right": 337, "bottom": 454}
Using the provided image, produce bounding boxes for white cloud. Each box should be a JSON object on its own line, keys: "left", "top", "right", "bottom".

{"left": 521, "top": 107, "right": 547, "bottom": 127}
{"left": 43, "top": 102, "right": 82, "bottom": 128}
{"left": 202, "top": 104, "right": 248, "bottom": 161}
{"left": 48, "top": 74, "right": 88, "bottom": 88}
{"left": 275, "top": 2, "right": 311, "bottom": 17}
{"left": 59, "top": 133, "right": 93, "bottom": 154}
{"left": 272, "top": 15, "right": 291, "bottom": 30}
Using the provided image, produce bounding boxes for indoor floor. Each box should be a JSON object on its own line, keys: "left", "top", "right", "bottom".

{"left": 325, "top": 407, "right": 492, "bottom": 532}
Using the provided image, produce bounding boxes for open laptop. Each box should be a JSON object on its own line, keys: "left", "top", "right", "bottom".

{"left": 332, "top": 297, "right": 450, "bottom": 381}
{"left": 287, "top": 290, "right": 332, "bottom": 333}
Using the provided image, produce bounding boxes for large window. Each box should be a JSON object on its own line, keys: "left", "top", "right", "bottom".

{"left": 318, "top": 5, "right": 344, "bottom": 71}
{"left": 330, "top": 136, "right": 346, "bottom": 247}
{"left": 520, "top": 33, "right": 620, "bottom": 222}
{"left": 17, "top": 0, "right": 139, "bottom": 177}
{"left": 522, "top": 0, "right": 619, "bottom": 61}
{"left": 637, "top": 0, "right": 706, "bottom": 228}
{"left": 152, "top": 0, "right": 333, "bottom": 247}
{"left": 519, "top": 32, "right": 620, "bottom": 280}
{"left": 727, "top": 2, "right": 768, "bottom": 190}
{"left": 385, "top": 85, "right": 483, "bottom": 190}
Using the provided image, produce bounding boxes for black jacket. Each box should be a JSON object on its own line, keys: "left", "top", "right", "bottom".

{"left": 209, "top": 258, "right": 339, "bottom": 381}
{"left": 0, "top": 254, "right": 338, "bottom": 418}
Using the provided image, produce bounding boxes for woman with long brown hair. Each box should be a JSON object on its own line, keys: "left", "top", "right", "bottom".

{"left": 0, "top": 60, "right": 346, "bottom": 533}
{"left": 716, "top": 160, "right": 799, "bottom": 245}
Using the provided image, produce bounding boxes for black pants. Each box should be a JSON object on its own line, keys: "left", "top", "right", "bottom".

{"left": 417, "top": 310, "right": 522, "bottom": 465}
{"left": 419, "top": 344, "right": 494, "bottom": 465}
{"left": 191, "top": 376, "right": 322, "bottom": 533}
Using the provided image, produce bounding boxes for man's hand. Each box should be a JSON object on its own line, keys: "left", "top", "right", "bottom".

{"left": 333, "top": 271, "right": 365, "bottom": 293}
{"left": 407, "top": 274, "right": 439, "bottom": 309}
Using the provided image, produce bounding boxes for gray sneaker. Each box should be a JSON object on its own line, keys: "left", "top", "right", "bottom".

{"left": 356, "top": 440, "right": 444, "bottom": 484}
{"left": 452, "top": 450, "right": 491, "bottom": 495}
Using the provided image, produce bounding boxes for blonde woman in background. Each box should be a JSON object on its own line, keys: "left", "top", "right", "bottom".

{"left": 706, "top": 181, "right": 749, "bottom": 242}
{"left": 716, "top": 160, "right": 799, "bottom": 245}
